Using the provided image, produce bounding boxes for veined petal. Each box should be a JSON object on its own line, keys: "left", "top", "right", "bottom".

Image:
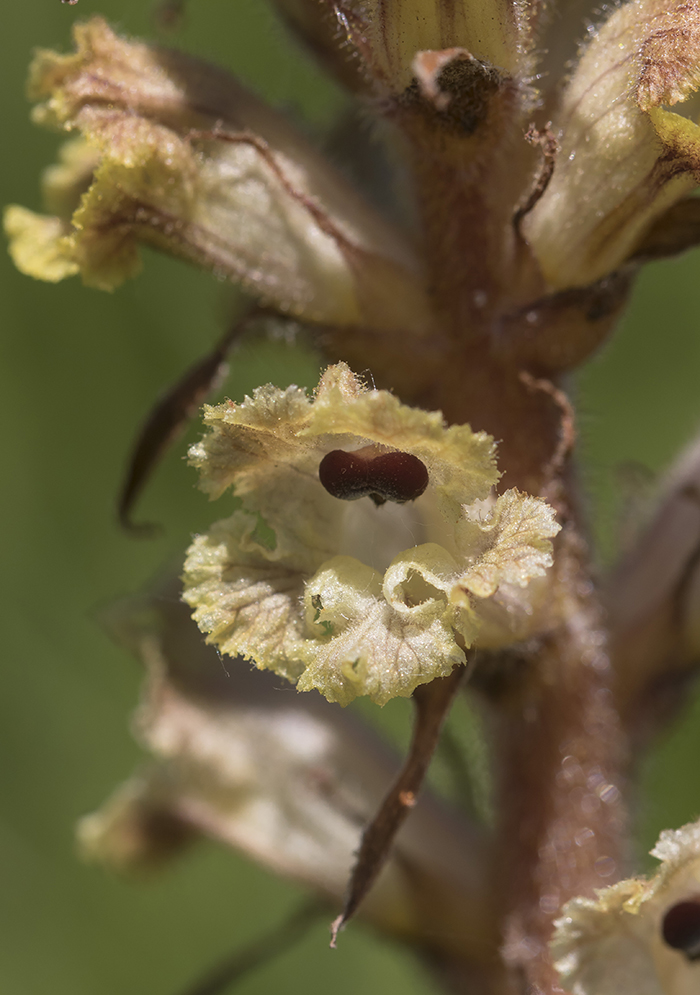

{"left": 298, "top": 554, "right": 466, "bottom": 705}
{"left": 383, "top": 542, "right": 478, "bottom": 643}
{"left": 361, "top": 0, "right": 530, "bottom": 93}
{"left": 455, "top": 489, "right": 559, "bottom": 599}
{"left": 524, "top": 0, "right": 700, "bottom": 289}
{"left": 190, "top": 362, "right": 499, "bottom": 535}
{"left": 184, "top": 364, "right": 559, "bottom": 704}
{"left": 6, "top": 17, "right": 429, "bottom": 331}
{"left": 183, "top": 513, "right": 308, "bottom": 684}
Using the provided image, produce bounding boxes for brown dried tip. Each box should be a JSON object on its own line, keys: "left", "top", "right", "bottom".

{"left": 117, "top": 312, "right": 257, "bottom": 535}
{"left": 330, "top": 666, "right": 465, "bottom": 946}
{"left": 319, "top": 446, "right": 429, "bottom": 506}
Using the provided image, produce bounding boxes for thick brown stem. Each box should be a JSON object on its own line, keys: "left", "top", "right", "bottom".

{"left": 494, "top": 530, "right": 627, "bottom": 993}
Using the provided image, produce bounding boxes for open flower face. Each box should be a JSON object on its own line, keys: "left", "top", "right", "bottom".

{"left": 12, "top": 2, "right": 694, "bottom": 988}
{"left": 183, "top": 363, "right": 560, "bottom": 706}
{"left": 552, "top": 821, "right": 700, "bottom": 995}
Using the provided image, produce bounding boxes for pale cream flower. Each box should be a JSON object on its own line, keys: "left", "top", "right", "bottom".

{"left": 183, "top": 362, "right": 560, "bottom": 705}
{"left": 524, "top": 0, "right": 700, "bottom": 289}
{"left": 79, "top": 578, "right": 493, "bottom": 960}
{"left": 553, "top": 821, "right": 700, "bottom": 995}
{"left": 4, "top": 17, "right": 429, "bottom": 334}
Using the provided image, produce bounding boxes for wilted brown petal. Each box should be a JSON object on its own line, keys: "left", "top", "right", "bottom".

{"left": 607, "top": 433, "right": 700, "bottom": 743}
{"left": 81, "top": 577, "right": 493, "bottom": 964}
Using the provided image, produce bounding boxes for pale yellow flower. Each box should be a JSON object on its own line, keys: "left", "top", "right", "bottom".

{"left": 4, "top": 17, "right": 429, "bottom": 334}
{"left": 553, "top": 821, "right": 700, "bottom": 995}
{"left": 183, "top": 363, "right": 560, "bottom": 705}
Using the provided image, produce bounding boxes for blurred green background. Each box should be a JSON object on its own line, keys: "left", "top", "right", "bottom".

{"left": 2, "top": 2, "right": 700, "bottom": 993}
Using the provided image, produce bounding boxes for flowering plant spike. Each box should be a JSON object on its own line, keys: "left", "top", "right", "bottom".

{"left": 9, "top": 0, "right": 700, "bottom": 992}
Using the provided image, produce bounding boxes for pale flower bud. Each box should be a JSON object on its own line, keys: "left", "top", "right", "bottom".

{"left": 360, "top": 0, "right": 531, "bottom": 93}
{"left": 524, "top": 0, "right": 700, "bottom": 289}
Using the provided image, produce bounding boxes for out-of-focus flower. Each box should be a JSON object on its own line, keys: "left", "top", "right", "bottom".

{"left": 183, "top": 362, "right": 560, "bottom": 706}
{"left": 80, "top": 577, "right": 495, "bottom": 965}
{"left": 356, "top": 0, "right": 531, "bottom": 93}
{"left": 607, "top": 433, "right": 700, "bottom": 742}
{"left": 552, "top": 820, "right": 700, "bottom": 995}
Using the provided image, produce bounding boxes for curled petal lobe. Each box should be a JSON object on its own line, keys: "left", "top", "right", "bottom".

{"left": 183, "top": 364, "right": 560, "bottom": 704}
{"left": 455, "top": 490, "right": 559, "bottom": 599}
{"left": 4, "top": 206, "right": 79, "bottom": 284}
{"left": 297, "top": 554, "right": 468, "bottom": 705}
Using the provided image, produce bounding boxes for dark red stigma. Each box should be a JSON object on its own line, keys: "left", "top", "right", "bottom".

{"left": 662, "top": 900, "right": 700, "bottom": 960}
{"left": 319, "top": 446, "right": 429, "bottom": 505}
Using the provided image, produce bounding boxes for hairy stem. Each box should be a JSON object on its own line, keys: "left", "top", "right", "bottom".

{"left": 494, "top": 528, "right": 627, "bottom": 993}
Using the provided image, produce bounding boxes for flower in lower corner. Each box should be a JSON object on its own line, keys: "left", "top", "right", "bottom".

{"left": 182, "top": 362, "right": 560, "bottom": 706}
{"left": 552, "top": 820, "right": 700, "bottom": 995}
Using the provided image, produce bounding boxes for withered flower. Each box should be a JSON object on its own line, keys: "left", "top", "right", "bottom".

{"left": 79, "top": 577, "right": 494, "bottom": 967}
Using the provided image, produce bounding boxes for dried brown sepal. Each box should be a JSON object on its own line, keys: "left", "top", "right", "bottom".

{"left": 501, "top": 271, "right": 634, "bottom": 375}
{"left": 174, "top": 898, "right": 327, "bottom": 995}
{"left": 630, "top": 197, "right": 700, "bottom": 261}
{"left": 517, "top": 371, "right": 575, "bottom": 492}
{"left": 513, "top": 123, "right": 559, "bottom": 227}
{"left": 607, "top": 435, "right": 700, "bottom": 744}
{"left": 330, "top": 664, "right": 466, "bottom": 946}
{"left": 117, "top": 307, "right": 264, "bottom": 535}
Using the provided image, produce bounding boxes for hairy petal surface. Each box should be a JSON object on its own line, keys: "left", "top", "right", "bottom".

{"left": 183, "top": 363, "right": 560, "bottom": 704}
{"left": 524, "top": 0, "right": 700, "bottom": 288}
{"left": 553, "top": 821, "right": 700, "bottom": 995}
{"left": 4, "top": 17, "right": 429, "bottom": 332}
